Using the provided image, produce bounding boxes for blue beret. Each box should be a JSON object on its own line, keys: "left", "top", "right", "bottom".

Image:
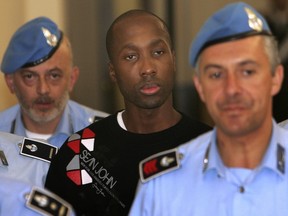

{"left": 1, "top": 16, "right": 62, "bottom": 74}
{"left": 189, "top": 2, "right": 272, "bottom": 67}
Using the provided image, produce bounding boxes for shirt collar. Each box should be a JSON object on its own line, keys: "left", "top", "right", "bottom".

{"left": 203, "top": 120, "right": 285, "bottom": 178}
{"left": 13, "top": 111, "right": 27, "bottom": 137}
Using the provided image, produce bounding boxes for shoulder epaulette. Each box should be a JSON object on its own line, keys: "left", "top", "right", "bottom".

{"left": 0, "top": 150, "right": 9, "bottom": 166}
{"left": 92, "top": 116, "right": 105, "bottom": 123}
{"left": 26, "top": 187, "right": 73, "bottom": 216}
{"left": 139, "top": 148, "right": 181, "bottom": 183}
{"left": 19, "top": 138, "right": 58, "bottom": 163}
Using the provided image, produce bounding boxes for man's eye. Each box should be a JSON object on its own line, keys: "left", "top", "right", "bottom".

{"left": 23, "top": 73, "right": 35, "bottom": 80}
{"left": 24, "top": 74, "right": 32, "bottom": 78}
{"left": 154, "top": 50, "right": 164, "bottom": 56}
{"left": 50, "top": 73, "right": 61, "bottom": 79}
{"left": 209, "top": 72, "right": 222, "bottom": 79}
{"left": 125, "top": 55, "right": 136, "bottom": 60}
{"left": 243, "top": 69, "right": 255, "bottom": 76}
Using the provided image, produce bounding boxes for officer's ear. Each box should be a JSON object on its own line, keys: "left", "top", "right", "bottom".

{"left": 108, "top": 61, "right": 117, "bottom": 83}
{"left": 68, "top": 66, "right": 80, "bottom": 92}
{"left": 4, "top": 74, "right": 16, "bottom": 94}
{"left": 271, "top": 64, "right": 284, "bottom": 96}
{"left": 193, "top": 75, "right": 206, "bottom": 103}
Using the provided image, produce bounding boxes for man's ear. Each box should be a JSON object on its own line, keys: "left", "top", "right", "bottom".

{"left": 68, "top": 66, "right": 80, "bottom": 92}
{"left": 271, "top": 64, "right": 284, "bottom": 96}
{"left": 108, "top": 61, "right": 117, "bottom": 82}
{"left": 4, "top": 74, "right": 16, "bottom": 94}
{"left": 193, "top": 75, "right": 206, "bottom": 103}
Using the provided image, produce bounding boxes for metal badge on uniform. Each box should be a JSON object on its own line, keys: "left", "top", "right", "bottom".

{"left": 0, "top": 150, "right": 8, "bottom": 166}
{"left": 26, "top": 187, "right": 73, "bottom": 216}
{"left": 277, "top": 144, "right": 285, "bottom": 174}
{"left": 139, "top": 148, "right": 180, "bottom": 183}
{"left": 20, "top": 138, "right": 58, "bottom": 163}
{"left": 244, "top": 7, "right": 263, "bottom": 32}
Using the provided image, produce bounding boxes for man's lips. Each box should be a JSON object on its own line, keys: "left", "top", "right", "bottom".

{"left": 220, "top": 104, "right": 247, "bottom": 115}
{"left": 140, "top": 84, "right": 160, "bottom": 95}
{"left": 34, "top": 101, "right": 54, "bottom": 110}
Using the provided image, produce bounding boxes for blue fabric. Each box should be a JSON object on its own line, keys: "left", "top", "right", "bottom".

{"left": 0, "top": 131, "right": 48, "bottom": 187}
{"left": 189, "top": 2, "right": 271, "bottom": 67}
{"left": 129, "top": 121, "right": 288, "bottom": 216}
{"left": 1, "top": 17, "right": 61, "bottom": 73}
{"left": 279, "top": 119, "right": 288, "bottom": 130}
{"left": 0, "top": 176, "right": 75, "bottom": 216}
{"left": 0, "top": 100, "right": 109, "bottom": 148}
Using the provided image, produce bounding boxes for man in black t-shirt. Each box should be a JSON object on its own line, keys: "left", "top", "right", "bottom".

{"left": 45, "top": 10, "right": 211, "bottom": 216}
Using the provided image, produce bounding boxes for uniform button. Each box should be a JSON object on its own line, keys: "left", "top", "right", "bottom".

{"left": 239, "top": 186, "right": 245, "bottom": 193}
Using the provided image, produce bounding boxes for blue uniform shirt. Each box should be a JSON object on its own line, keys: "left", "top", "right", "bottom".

{"left": 0, "top": 176, "right": 75, "bottom": 216}
{"left": 0, "top": 100, "right": 108, "bottom": 147}
{"left": 279, "top": 119, "right": 288, "bottom": 130}
{"left": 0, "top": 131, "right": 52, "bottom": 187}
{"left": 129, "top": 121, "right": 288, "bottom": 216}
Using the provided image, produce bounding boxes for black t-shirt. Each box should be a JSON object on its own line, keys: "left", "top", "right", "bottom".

{"left": 45, "top": 112, "right": 211, "bottom": 216}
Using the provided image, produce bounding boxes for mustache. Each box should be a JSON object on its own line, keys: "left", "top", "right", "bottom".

{"left": 218, "top": 96, "right": 252, "bottom": 109}
{"left": 138, "top": 77, "right": 160, "bottom": 87}
{"left": 34, "top": 96, "right": 54, "bottom": 104}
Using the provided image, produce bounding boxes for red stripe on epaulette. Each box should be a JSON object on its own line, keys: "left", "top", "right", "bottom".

{"left": 139, "top": 148, "right": 180, "bottom": 183}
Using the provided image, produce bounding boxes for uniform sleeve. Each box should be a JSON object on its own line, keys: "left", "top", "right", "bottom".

{"left": 129, "top": 180, "right": 155, "bottom": 216}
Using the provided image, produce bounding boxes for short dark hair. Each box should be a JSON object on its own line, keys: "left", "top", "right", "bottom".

{"left": 106, "top": 9, "right": 173, "bottom": 61}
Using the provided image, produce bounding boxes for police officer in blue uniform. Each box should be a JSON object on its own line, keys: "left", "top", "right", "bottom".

{"left": 0, "top": 130, "right": 61, "bottom": 187}
{"left": 0, "top": 175, "right": 75, "bottom": 216}
{"left": 0, "top": 17, "right": 108, "bottom": 147}
{"left": 0, "top": 120, "right": 75, "bottom": 215}
{"left": 129, "top": 2, "right": 288, "bottom": 215}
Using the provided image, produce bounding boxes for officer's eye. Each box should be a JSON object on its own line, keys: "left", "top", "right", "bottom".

{"left": 22, "top": 72, "right": 38, "bottom": 82}
{"left": 21, "top": 72, "right": 38, "bottom": 85}
{"left": 209, "top": 71, "right": 222, "bottom": 79}
{"left": 242, "top": 69, "right": 255, "bottom": 76}
{"left": 23, "top": 73, "right": 35, "bottom": 80}
{"left": 49, "top": 71, "right": 62, "bottom": 80}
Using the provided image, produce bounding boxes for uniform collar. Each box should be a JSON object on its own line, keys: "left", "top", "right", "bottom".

{"left": 53, "top": 104, "right": 74, "bottom": 137}
{"left": 13, "top": 111, "right": 27, "bottom": 137}
{"left": 203, "top": 120, "right": 285, "bottom": 178}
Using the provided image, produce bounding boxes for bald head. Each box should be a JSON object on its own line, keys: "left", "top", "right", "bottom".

{"left": 106, "top": 9, "right": 173, "bottom": 61}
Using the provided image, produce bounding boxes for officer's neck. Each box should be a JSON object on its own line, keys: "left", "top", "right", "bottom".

{"left": 22, "top": 113, "right": 61, "bottom": 135}
{"left": 216, "top": 124, "right": 273, "bottom": 169}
